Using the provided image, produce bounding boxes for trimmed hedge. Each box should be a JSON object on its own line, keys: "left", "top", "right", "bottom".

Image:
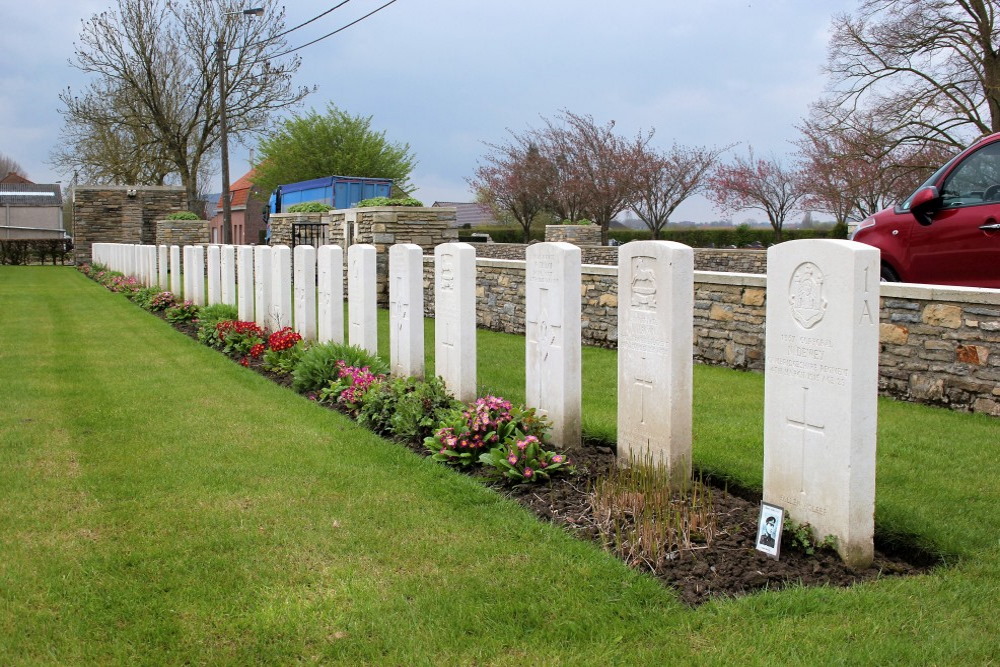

{"left": 0, "top": 239, "right": 73, "bottom": 265}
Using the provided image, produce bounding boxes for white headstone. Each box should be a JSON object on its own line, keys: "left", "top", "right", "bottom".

{"left": 237, "top": 246, "right": 254, "bottom": 322}
{"left": 617, "top": 241, "right": 693, "bottom": 483}
{"left": 525, "top": 242, "right": 582, "bottom": 450}
{"left": 294, "top": 244, "right": 317, "bottom": 340}
{"left": 190, "top": 245, "right": 205, "bottom": 306}
{"left": 763, "top": 239, "right": 879, "bottom": 569}
{"left": 347, "top": 244, "right": 377, "bottom": 355}
{"left": 389, "top": 243, "right": 425, "bottom": 378}
{"left": 270, "top": 245, "right": 292, "bottom": 330}
{"left": 221, "top": 245, "right": 236, "bottom": 307}
{"left": 182, "top": 246, "right": 194, "bottom": 302}
{"left": 253, "top": 245, "right": 272, "bottom": 329}
{"left": 157, "top": 245, "right": 168, "bottom": 289}
{"left": 170, "top": 246, "right": 181, "bottom": 296}
{"left": 317, "top": 245, "right": 345, "bottom": 344}
{"left": 434, "top": 242, "right": 477, "bottom": 402}
{"left": 207, "top": 245, "right": 222, "bottom": 305}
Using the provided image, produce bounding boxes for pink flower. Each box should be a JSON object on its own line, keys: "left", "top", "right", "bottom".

{"left": 552, "top": 455, "right": 564, "bottom": 464}
{"left": 524, "top": 467, "right": 533, "bottom": 478}
{"left": 507, "top": 454, "right": 518, "bottom": 465}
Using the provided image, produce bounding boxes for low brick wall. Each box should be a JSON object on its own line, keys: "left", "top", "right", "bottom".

{"left": 471, "top": 243, "right": 768, "bottom": 273}
{"left": 421, "top": 255, "right": 999, "bottom": 416}
{"left": 154, "top": 219, "right": 209, "bottom": 247}
{"left": 544, "top": 224, "right": 602, "bottom": 245}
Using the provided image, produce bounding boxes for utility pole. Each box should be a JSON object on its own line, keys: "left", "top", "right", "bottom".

{"left": 217, "top": 35, "right": 233, "bottom": 245}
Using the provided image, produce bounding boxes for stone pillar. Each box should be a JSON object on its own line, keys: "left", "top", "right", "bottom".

{"left": 294, "top": 245, "right": 317, "bottom": 340}
{"left": 317, "top": 245, "right": 345, "bottom": 344}
{"left": 763, "top": 239, "right": 879, "bottom": 569}
{"left": 348, "top": 244, "right": 378, "bottom": 355}
{"left": 526, "top": 242, "right": 582, "bottom": 450}
{"left": 389, "top": 243, "right": 425, "bottom": 379}
{"left": 617, "top": 241, "right": 693, "bottom": 484}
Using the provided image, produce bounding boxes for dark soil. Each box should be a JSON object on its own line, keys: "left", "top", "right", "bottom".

{"left": 165, "top": 311, "right": 936, "bottom": 607}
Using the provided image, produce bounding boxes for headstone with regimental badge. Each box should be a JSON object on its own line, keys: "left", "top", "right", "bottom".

{"left": 253, "top": 246, "right": 272, "bottom": 329}
{"left": 237, "top": 246, "right": 254, "bottom": 321}
{"left": 434, "top": 242, "right": 476, "bottom": 402}
{"left": 525, "top": 242, "right": 581, "bottom": 450}
{"left": 294, "top": 244, "right": 317, "bottom": 340}
{"left": 763, "top": 239, "right": 879, "bottom": 568}
{"left": 617, "top": 241, "right": 693, "bottom": 484}
{"left": 270, "top": 245, "right": 292, "bottom": 330}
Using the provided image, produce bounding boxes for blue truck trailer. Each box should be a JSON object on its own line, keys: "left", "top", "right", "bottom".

{"left": 268, "top": 175, "right": 393, "bottom": 214}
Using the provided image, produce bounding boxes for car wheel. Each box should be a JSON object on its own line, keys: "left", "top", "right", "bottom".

{"left": 880, "top": 264, "right": 899, "bottom": 282}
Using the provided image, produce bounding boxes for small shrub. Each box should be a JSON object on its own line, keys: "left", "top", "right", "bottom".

{"left": 479, "top": 434, "right": 573, "bottom": 483}
{"left": 286, "top": 202, "right": 333, "bottom": 213}
{"left": 130, "top": 286, "right": 160, "bottom": 310}
{"left": 214, "top": 320, "right": 266, "bottom": 363}
{"left": 424, "top": 396, "right": 551, "bottom": 467}
{"left": 166, "top": 211, "right": 201, "bottom": 220}
{"left": 357, "top": 376, "right": 462, "bottom": 442}
{"left": 291, "top": 342, "right": 389, "bottom": 394}
{"left": 318, "top": 362, "right": 385, "bottom": 415}
{"left": 196, "top": 304, "right": 241, "bottom": 347}
{"left": 148, "top": 291, "right": 178, "bottom": 312}
{"left": 262, "top": 327, "right": 304, "bottom": 375}
{"left": 356, "top": 196, "right": 423, "bottom": 207}
{"left": 165, "top": 301, "right": 200, "bottom": 324}
{"left": 107, "top": 275, "right": 142, "bottom": 295}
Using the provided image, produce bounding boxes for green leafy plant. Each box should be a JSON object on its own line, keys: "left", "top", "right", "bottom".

{"left": 261, "top": 327, "right": 304, "bottom": 375}
{"left": 129, "top": 286, "right": 160, "bottom": 309}
{"left": 166, "top": 211, "right": 202, "bottom": 220}
{"left": 318, "top": 362, "right": 385, "bottom": 415}
{"left": 479, "top": 434, "right": 573, "bottom": 483}
{"left": 291, "top": 342, "right": 389, "bottom": 394}
{"left": 357, "top": 375, "right": 462, "bottom": 442}
{"left": 214, "top": 321, "right": 266, "bottom": 364}
{"left": 148, "top": 291, "right": 178, "bottom": 312}
{"left": 356, "top": 196, "right": 423, "bottom": 207}
{"left": 423, "top": 396, "right": 550, "bottom": 467}
{"left": 196, "top": 304, "right": 241, "bottom": 347}
{"left": 782, "top": 520, "right": 839, "bottom": 556}
{"left": 286, "top": 202, "right": 333, "bottom": 213}
{"left": 164, "top": 301, "right": 200, "bottom": 324}
{"left": 559, "top": 218, "right": 594, "bottom": 226}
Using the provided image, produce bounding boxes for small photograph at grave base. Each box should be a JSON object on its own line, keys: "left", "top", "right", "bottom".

{"left": 756, "top": 502, "right": 784, "bottom": 559}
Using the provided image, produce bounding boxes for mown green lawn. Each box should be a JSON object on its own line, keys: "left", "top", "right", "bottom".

{"left": 1, "top": 266, "right": 998, "bottom": 664}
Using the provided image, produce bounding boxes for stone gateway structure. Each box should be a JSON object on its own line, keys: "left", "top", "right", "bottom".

{"left": 72, "top": 186, "right": 187, "bottom": 264}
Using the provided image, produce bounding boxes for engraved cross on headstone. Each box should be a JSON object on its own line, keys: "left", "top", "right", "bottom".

{"left": 634, "top": 348, "right": 656, "bottom": 426}
{"left": 786, "top": 386, "right": 826, "bottom": 494}
{"left": 527, "top": 286, "right": 561, "bottom": 407}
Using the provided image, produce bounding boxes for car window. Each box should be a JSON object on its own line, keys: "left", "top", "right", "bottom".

{"left": 940, "top": 141, "right": 1000, "bottom": 208}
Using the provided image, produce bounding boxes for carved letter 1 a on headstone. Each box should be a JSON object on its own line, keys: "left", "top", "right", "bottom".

{"left": 617, "top": 241, "right": 693, "bottom": 484}
{"left": 317, "top": 245, "right": 344, "bottom": 344}
{"left": 763, "top": 239, "right": 879, "bottom": 569}
{"left": 347, "top": 244, "right": 378, "bottom": 355}
{"left": 525, "top": 242, "right": 581, "bottom": 450}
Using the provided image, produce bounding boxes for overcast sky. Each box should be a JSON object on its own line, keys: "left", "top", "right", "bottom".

{"left": 2, "top": 0, "right": 858, "bottom": 223}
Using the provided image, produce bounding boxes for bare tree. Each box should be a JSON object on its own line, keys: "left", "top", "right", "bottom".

{"left": 470, "top": 138, "right": 552, "bottom": 243}
{"left": 56, "top": 0, "right": 309, "bottom": 210}
{"left": 630, "top": 143, "right": 731, "bottom": 239}
{"left": 825, "top": 0, "right": 1000, "bottom": 151}
{"left": 706, "top": 148, "right": 805, "bottom": 242}
{"left": 796, "top": 104, "right": 955, "bottom": 222}
{"left": 0, "top": 152, "right": 26, "bottom": 180}
{"left": 541, "top": 111, "right": 653, "bottom": 244}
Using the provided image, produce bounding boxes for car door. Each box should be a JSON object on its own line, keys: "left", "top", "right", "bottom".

{"left": 908, "top": 140, "right": 1000, "bottom": 287}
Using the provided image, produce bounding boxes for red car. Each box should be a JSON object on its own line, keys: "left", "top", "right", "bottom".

{"left": 851, "top": 133, "right": 1000, "bottom": 288}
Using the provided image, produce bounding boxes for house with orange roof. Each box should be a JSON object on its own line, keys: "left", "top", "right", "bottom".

{"left": 209, "top": 169, "right": 267, "bottom": 245}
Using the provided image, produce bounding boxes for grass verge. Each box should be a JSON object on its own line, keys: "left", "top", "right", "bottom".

{"left": 1, "top": 266, "right": 999, "bottom": 663}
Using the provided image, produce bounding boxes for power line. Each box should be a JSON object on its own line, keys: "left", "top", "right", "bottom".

{"left": 235, "top": 1, "right": 353, "bottom": 52}
{"left": 270, "top": 0, "right": 400, "bottom": 59}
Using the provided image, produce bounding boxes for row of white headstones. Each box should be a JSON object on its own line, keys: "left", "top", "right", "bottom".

{"left": 93, "top": 238, "right": 880, "bottom": 568}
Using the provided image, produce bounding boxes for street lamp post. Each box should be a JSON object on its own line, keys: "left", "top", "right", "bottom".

{"left": 217, "top": 7, "right": 264, "bottom": 246}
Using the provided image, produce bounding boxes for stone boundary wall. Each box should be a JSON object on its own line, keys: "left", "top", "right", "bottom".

{"left": 471, "top": 243, "right": 768, "bottom": 273}
{"left": 421, "top": 255, "right": 999, "bottom": 416}
{"left": 73, "top": 186, "right": 187, "bottom": 264}
{"left": 154, "top": 219, "right": 209, "bottom": 247}
{"left": 268, "top": 212, "right": 325, "bottom": 247}
{"left": 544, "top": 224, "right": 602, "bottom": 245}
